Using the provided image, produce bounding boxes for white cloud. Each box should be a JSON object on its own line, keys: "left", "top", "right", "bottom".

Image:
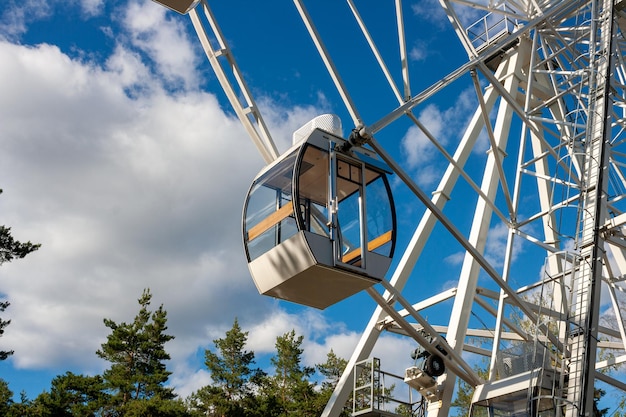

{"left": 301, "top": 330, "right": 418, "bottom": 389}
{"left": 409, "top": 42, "right": 429, "bottom": 62}
{"left": 412, "top": 0, "right": 487, "bottom": 29}
{"left": 0, "top": 0, "right": 505, "bottom": 404}
{"left": 400, "top": 86, "right": 478, "bottom": 188}
{"left": 442, "top": 222, "right": 518, "bottom": 274}
{"left": 246, "top": 309, "right": 304, "bottom": 354}
{"left": 444, "top": 252, "right": 465, "bottom": 266}
{"left": 0, "top": 1, "right": 381, "bottom": 400}
{"left": 256, "top": 95, "right": 333, "bottom": 154}
{"left": 246, "top": 308, "right": 344, "bottom": 359}
{"left": 411, "top": 0, "right": 448, "bottom": 31}
{"left": 484, "top": 222, "right": 510, "bottom": 267}
{"left": 0, "top": 34, "right": 275, "bottom": 375}
{"left": 169, "top": 364, "right": 211, "bottom": 398}
{"left": 402, "top": 104, "right": 445, "bottom": 171}
{"left": 372, "top": 334, "right": 417, "bottom": 375}
{"left": 0, "top": 0, "right": 52, "bottom": 39}
{"left": 105, "top": 44, "right": 154, "bottom": 89}
{"left": 0, "top": 0, "right": 107, "bottom": 40}
{"left": 303, "top": 331, "right": 359, "bottom": 369}
{"left": 80, "top": 0, "right": 104, "bottom": 17}
{"left": 122, "top": 0, "right": 200, "bottom": 90}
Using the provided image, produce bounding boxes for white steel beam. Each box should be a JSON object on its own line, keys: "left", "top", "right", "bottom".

{"left": 321, "top": 64, "right": 501, "bottom": 417}
{"left": 188, "top": 1, "right": 279, "bottom": 163}
{"left": 345, "top": 0, "right": 404, "bottom": 104}
{"left": 292, "top": 0, "right": 363, "bottom": 128}
{"left": 430, "top": 41, "right": 526, "bottom": 417}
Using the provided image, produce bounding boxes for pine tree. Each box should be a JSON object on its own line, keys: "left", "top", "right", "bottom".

{"left": 451, "top": 364, "right": 495, "bottom": 417}
{"left": 0, "top": 301, "right": 14, "bottom": 361}
{"left": 315, "top": 349, "right": 351, "bottom": 416}
{"left": 190, "top": 318, "right": 264, "bottom": 416}
{"left": 0, "top": 379, "right": 14, "bottom": 416}
{"left": 96, "top": 288, "right": 175, "bottom": 414}
{"left": 32, "top": 372, "right": 108, "bottom": 416}
{"left": 9, "top": 391, "right": 33, "bottom": 417}
{"left": 316, "top": 349, "right": 347, "bottom": 392}
{"left": 0, "top": 190, "right": 41, "bottom": 361}
{"left": 0, "top": 226, "right": 41, "bottom": 266}
{"left": 269, "top": 330, "right": 316, "bottom": 416}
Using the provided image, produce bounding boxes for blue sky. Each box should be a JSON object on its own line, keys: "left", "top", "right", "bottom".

{"left": 1, "top": 0, "right": 623, "bottom": 411}
{"left": 0, "top": 0, "right": 480, "bottom": 400}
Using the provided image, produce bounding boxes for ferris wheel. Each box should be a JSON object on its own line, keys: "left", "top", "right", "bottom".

{"left": 149, "top": 1, "right": 626, "bottom": 417}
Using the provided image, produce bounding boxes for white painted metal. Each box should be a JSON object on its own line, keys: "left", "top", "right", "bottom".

{"left": 150, "top": 0, "right": 626, "bottom": 417}
{"left": 188, "top": 2, "right": 279, "bottom": 163}
{"left": 436, "top": 44, "right": 528, "bottom": 414}
{"left": 292, "top": 0, "right": 363, "bottom": 129}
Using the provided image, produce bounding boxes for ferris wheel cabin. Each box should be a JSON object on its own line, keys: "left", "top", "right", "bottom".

{"left": 150, "top": 0, "right": 200, "bottom": 14}
{"left": 243, "top": 116, "right": 396, "bottom": 309}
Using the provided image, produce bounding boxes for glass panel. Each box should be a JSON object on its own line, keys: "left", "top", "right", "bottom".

{"left": 245, "top": 151, "right": 298, "bottom": 261}
{"left": 350, "top": 164, "right": 361, "bottom": 183}
{"left": 337, "top": 158, "right": 394, "bottom": 264}
{"left": 246, "top": 184, "right": 280, "bottom": 234}
{"left": 297, "top": 145, "right": 330, "bottom": 237}
{"left": 365, "top": 173, "right": 394, "bottom": 258}
{"left": 337, "top": 158, "right": 363, "bottom": 263}
{"left": 300, "top": 200, "right": 329, "bottom": 237}
{"left": 337, "top": 183, "right": 361, "bottom": 258}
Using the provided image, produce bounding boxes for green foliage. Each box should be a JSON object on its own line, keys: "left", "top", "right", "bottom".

{"left": 0, "top": 301, "right": 14, "bottom": 361}
{"left": 0, "top": 225, "right": 41, "bottom": 266}
{"left": 206, "top": 318, "right": 263, "bottom": 399}
{"left": 315, "top": 350, "right": 351, "bottom": 417}
{"left": 31, "top": 372, "right": 108, "bottom": 416}
{"left": 0, "top": 379, "right": 14, "bottom": 416}
{"left": 615, "top": 396, "right": 626, "bottom": 417}
{"left": 269, "top": 330, "right": 316, "bottom": 416}
{"left": 190, "top": 327, "right": 346, "bottom": 417}
{"left": 189, "top": 318, "right": 264, "bottom": 417}
{"left": 451, "top": 364, "right": 489, "bottom": 417}
{"left": 2, "top": 286, "right": 354, "bottom": 417}
{"left": 594, "top": 388, "right": 610, "bottom": 417}
{"left": 0, "top": 191, "right": 41, "bottom": 361}
{"left": 118, "top": 396, "right": 190, "bottom": 417}
{"left": 316, "top": 349, "right": 347, "bottom": 392}
{"left": 0, "top": 189, "right": 41, "bottom": 266}
{"left": 96, "top": 288, "right": 177, "bottom": 414}
{"left": 7, "top": 391, "right": 35, "bottom": 417}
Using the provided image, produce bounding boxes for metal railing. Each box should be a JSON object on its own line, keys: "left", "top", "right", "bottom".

{"left": 466, "top": 5, "right": 518, "bottom": 51}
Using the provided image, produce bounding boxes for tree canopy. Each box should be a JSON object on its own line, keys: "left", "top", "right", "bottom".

{"left": 96, "top": 288, "right": 176, "bottom": 415}
{"left": 0, "top": 289, "right": 357, "bottom": 416}
{"left": 0, "top": 189, "right": 41, "bottom": 361}
{"left": 0, "top": 190, "right": 41, "bottom": 266}
{"left": 190, "top": 317, "right": 264, "bottom": 416}
{"left": 14, "top": 286, "right": 620, "bottom": 417}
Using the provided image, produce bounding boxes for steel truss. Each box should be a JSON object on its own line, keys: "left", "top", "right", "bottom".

{"left": 153, "top": 0, "right": 626, "bottom": 416}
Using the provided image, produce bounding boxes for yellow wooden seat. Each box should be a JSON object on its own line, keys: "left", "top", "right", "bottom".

{"left": 247, "top": 201, "right": 294, "bottom": 242}
{"left": 342, "top": 230, "right": 393, "bottom": 264}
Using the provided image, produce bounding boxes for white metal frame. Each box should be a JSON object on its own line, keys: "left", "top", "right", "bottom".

{"left": 150, "top": 0, "right": 626, "bottom": 416}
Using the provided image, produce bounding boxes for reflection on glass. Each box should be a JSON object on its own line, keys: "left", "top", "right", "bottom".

{"left": 297, "top": 145, "right": 330, "bottom": 238}
{"left": 337, "top": 157, "right": 394, "bottom": 264}
{"left": 245, "top": 142, "right": 394, "bottom": 266}
{"left": 366, "top": 176, "right": 393, "bottom": 257}
{"left": 245, "top": 151, "right": 298, "bottom": 261}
